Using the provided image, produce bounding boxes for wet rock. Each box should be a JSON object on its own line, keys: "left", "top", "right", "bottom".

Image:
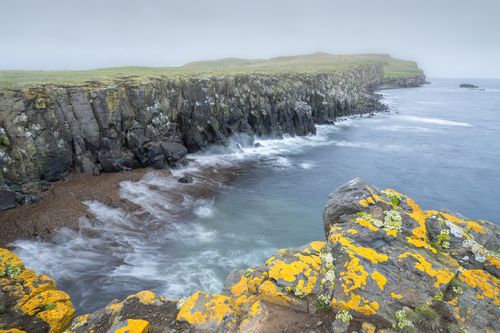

{"left": 160, "top": 141, "right": 188, "bottom": 166}
{"left": 177, "top": 175, "right": 194, "bottom": 184}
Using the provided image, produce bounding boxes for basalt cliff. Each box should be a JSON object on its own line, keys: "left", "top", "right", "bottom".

{"left": 0, "top": 56, "right": 425, "bottom": 210}
{"left": 1, "top": 179, "right": 498, "bottom": 333}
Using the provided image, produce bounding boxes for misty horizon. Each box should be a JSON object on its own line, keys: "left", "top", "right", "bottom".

{"left": 1, "top": 0, "right": 500, "bottom": 78}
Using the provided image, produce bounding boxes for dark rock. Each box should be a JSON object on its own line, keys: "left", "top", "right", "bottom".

{"left": 160, "top": 141, "right": 188, "bottom": 165}
{"left": 254, "top": 142, "right": 263, "bottom": 148}
{"left": 0, "top": 189, "right": 16, "bottom": 210}
{"left": 459, "top": 83, "right": 479, "bottom": 88}
{"left": 178, "top": 175, "right": 194, "bottom": 184}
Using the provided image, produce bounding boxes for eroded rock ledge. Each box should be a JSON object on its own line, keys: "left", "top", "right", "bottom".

{"left": 0, "top": 66, "right": 425, "bottom": 210}
{"left": 1, "top": 179, "right": 498, "bottom": 333}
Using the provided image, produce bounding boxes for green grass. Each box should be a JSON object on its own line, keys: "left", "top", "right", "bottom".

{"left": 0, "top": 53, "right": 422, "bottom": 89}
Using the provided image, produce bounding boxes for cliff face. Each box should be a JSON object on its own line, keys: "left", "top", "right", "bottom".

{"left": 0, "top": 64, "right": 425, "bottom": 210}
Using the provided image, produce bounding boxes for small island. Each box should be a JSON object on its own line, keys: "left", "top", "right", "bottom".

{"left": 459, "top": 83, "right": 479, "bottom": 89}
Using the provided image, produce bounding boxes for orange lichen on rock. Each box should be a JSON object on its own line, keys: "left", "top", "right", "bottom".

{"left": 459, "top": 270, "right": 499, "bottom": 305}
{"left": 355, "top": 218, "right": 379, "bottom": 231}
{"left": 176, "top": 291, "right": 237, "bottom": 329}
{"left": 340, "top": 251, "right": 369, "bottom": 293}
{"left": 466, "top": 220, "right": 485, "bottom": 233}
{"left": 126, "top": 290, "right": 158, "bottom": 305}
{"left": 329, "top": 233, "right": 388, "bottom": 264}
{"left": 398, "top": 252, "right": 454, "bottom": 288}
{"left": 113, "top": 319, "right": 150, "bottom": 333}
{"left": 390, "top": 292, "right": 402, "bottom": 299}
{"left": 359, "top": 196, "right": 375, "bottom": 207}
{"left": 371, "top": 271, "right": 387, "bottom": 291}
{"left": 331, "top": 293, "right": 379, "bottom": 316}
{"left": 405, "top": 198, "right": 437, "bottom": 254}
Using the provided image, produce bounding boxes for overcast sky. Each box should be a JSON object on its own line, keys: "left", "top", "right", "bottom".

{"left": 1, "top": 0, "right": 499, "bottom": 78}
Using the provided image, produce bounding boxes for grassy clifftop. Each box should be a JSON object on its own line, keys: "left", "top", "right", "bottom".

{"left": 0, "top": 53, "right": 422, "bottom": 89}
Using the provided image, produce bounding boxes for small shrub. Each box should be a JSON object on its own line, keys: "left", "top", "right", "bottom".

{"left": 335, "top": 310, "right": 353, "bottom": 324}
{"left": 411, "top": 302, "right": 440, "bottom": 329}
{"left": 314, "top": 294, "right": 331, "bottom": 311}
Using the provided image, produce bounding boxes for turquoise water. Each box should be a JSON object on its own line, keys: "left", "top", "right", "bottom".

{"left": 13, "top": 78, "right": 500, "bottom": 313}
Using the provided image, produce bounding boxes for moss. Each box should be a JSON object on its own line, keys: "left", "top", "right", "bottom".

{"left": 44, "top": 302, "right": 56, "bottom": 311}
{"left": 449, "top": 279, "right": 466, "bottom": 295}
{"left": 437, "top": 229, "right": 451, "bottom": 249}
{"left": 384, "top": 210, "right": 403, "bottom": 230}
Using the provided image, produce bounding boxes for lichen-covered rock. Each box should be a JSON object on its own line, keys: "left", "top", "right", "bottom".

{"left": 66, "top": 290, "right": 189, "bottom": 333}
{"left": 0, "top": 248, "right": 75, "bottom": 333}
{"left": 322, "top": 178, "right": 499, "bottom": 332}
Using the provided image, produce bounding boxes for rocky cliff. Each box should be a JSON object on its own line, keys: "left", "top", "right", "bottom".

{"left": 0, "top": 63, "right": 425, "bottom": 210}
{"left": 1, "top": 179, "right": 498, "bottom": 333}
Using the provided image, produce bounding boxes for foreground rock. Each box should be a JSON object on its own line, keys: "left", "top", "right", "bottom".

{"left": 4, "top": 179, "right": 497, "bottom": 332}
{"left": 0, "top": 248, "right": 75, "bottom": 332}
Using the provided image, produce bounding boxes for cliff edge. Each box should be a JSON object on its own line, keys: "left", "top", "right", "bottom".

{"left": 0, "top": 53, "right": 425, "bottom": 210}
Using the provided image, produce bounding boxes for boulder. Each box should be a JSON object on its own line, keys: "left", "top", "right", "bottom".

{"left": 0, "top": 248, "right": 75, "bottom": 333}
{"left": 0, "top": 189, "right": 16, "bottom": 210}
{"left": 459, "top": 83, "right": 479, "bottom": 88}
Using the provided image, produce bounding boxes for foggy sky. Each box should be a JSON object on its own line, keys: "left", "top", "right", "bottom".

{"left": 1, "top": 0, "right": 499, "bottom": 78}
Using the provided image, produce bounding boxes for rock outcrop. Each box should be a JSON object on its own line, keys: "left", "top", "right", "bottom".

{"left": 4, "top": 179, "right": 496, "bottom": 333}
{"left": 0, "top": 248, "right": 75, "bottom": 332}
{"left": 0, "top": 66, "right": 425, "bottom": 210}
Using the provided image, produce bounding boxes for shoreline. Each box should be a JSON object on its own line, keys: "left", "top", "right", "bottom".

{"left": 0, "top": 168, "right": 157, "bottom": 247}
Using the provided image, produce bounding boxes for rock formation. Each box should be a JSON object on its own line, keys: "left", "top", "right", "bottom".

{"left": 2, "top": 179, "right": 498, "bottom": 332}
{"left": 0, "top": 65, "right": 425, "bottom": 210}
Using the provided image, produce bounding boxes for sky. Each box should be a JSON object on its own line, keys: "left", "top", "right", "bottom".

{"left": 1, "top": 0, "right": 499, "bottom": 78}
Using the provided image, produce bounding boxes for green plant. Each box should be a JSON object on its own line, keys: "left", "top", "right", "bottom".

{"left": 383, "top": 189, "right": 402, "bottom": 207}
{"left": 395, "top": 308, "right": 414, "bottom": 331}
{"left": 176, "top": 297, "right": 188, "bottom": 310}
{"left": 433, "top": 292, "right": 444, "bottom": 302}
{"left": 335, "top": 310, "right": 353, "bottom": 324}
{"left": 6, "top": 265, "right": 22, "bottom": 278}
{"left": 449, "top": 279, "right": 466, "bottom": 295}
{"left": 356, "top": 212, "right": 384, "bottom": 228}
{"left": 384, "top": 210, "right": 403, "bottom": 230}
{"left": 44, "top": 302, "right": 56, "bottom": 311}
{"left": 447, "top": 323, "right": 468, "bottom": 333}
{"left": 410, "top": 302, "right": 439, "bottom": 329}
{"left": 437, "top": 229, "right": 451, "bottom": 249}
{"left": 0, "top": 301, "right": 5, "bottom": 314}
{"left": 314, "top": 294, "right": 331, "bottom": 311}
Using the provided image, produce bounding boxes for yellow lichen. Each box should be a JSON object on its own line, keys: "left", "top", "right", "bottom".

{"left": 355, "top": 218, "right": 379, "bottom": 232}
{"left": 398, "top": 252, "right": 454, "bottom": 288}
{"left": 0, "top": 330, "right": 27, "bottom": 333}
{"left": 106, "top": 302, "right": 123, "bottom": 315}
{"left": 359, "top": 197, "right": 375, "bottom": 207}
{"left": 465, "top": 220, "right": 485, "bottom": 233}
{"left": 361, "top": 322, "right": 377, "bottom": 333}
{"left": 386, "top": 229, "right": 398, "bottom": 237}
{"left": 371, "top": 271, "right": 387, "bottom": 291}
{"left": 329, "top": 233, "right": 388, "bottom": 264}
{"left": 309, "top": 241, "right": 326, "bottom": 252}
{"left": 127, "top": 290, "right": 157, "bottom": 305}
{"left": 439, "top": 212, "right": 464, "bottom": 224}
{"left": 331, "top": 293, "right": 379, "bottom": 316}
{"left": 113, "top": 319, "right": 149, "bottom": 333}
{"left": 340, "top": 251, "right": 369, "bottom": 293}
{"left": 459, "top": 270, "right": 499, "bottom": 305}
{"left": 405, "top": 198, "right": 437, "bottom": 253}
{"left": 390, "top": 292, "right": 402, "bottom": 299}
{"left": 257, "top": 281, "right": 296, "bottom": 306}
{"left": 176, "top": 291, "right": 236, "bottom": 328}
{"left": 346, "top": 229, "right": 359, "bottom": 235}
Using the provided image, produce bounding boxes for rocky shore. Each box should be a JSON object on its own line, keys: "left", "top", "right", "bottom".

{"left": 1, "top": 179, "right": 498, "bottom": 332}
{"left": 0, "top": 61, "right": 425, "bottom": 211}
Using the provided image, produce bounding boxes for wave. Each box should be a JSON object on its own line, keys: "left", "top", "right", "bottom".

{"left": 400, "top": 115, "right": 472, "bottom": 127}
